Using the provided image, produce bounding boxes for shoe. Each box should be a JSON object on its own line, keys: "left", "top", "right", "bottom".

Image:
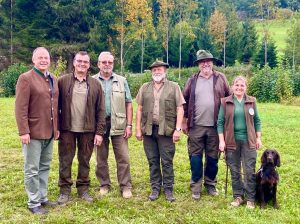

{"left": 57, "top": 194, "right": 70, "bottom": 205}
{"left": 192, "top": 192, "right": 201, "bottom": 200}
{"left": 246, "top": 201, "right": 255, "bottom": 209}
{"left": 80, "top": 192, "right": 93, "bottom": 203}
{"left": 122, "top": 189, "right": 133, "bottom": 199}
{"left": 149, "top": 190, "right": 160, "bottom": 201}
{"left": 41, "top": 200, "right": 57, "bottom": 207}
{"left": 99, "top": 187, "right": 109, "bottom": 196}
{"left": 28, "top": 206, "right": 48, "bottom": 215}
{"left": 165, "top": 189, "right": 176, "bottom": 202}
{"left": 230, "top": 197, "right": 243, "bottom": 207}
{"left": 205, "top": 185, "right": 219, "bottom": 196}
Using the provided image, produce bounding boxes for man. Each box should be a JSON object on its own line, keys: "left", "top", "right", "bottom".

{"left": 136, "top": 60, "right": 185, "bottom": 202}
{"left": 182, "top": 50, "right": 230, "bottom": 200}
{"left": 57, "top": 51, "right": 105, "bottom": 204}
{"left": 93, "top": 51, "right": 133, "bottom": 199}
{"left": 15, "top": 47, "right": 59, "bottom": 214}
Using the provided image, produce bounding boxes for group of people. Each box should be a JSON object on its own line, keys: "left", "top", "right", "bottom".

{"left": 15, "top": 47, "right": 262, "bottom": 215}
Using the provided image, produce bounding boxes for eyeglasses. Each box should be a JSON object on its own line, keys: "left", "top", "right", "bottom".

{"left": 100, "top": 61, "right": 113, "bottom": 65}
{"left": 76, "top": 59, "right": 90, "bottom": 64}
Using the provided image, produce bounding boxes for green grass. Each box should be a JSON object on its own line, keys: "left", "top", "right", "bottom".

{"left": 1, "top": 98, "right": 300, "bottom": 223}
{"left": 254, "top": 19, "right": 292, "bottom": 56}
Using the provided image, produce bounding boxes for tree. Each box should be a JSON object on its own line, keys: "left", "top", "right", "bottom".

{"left": 254, "top": 39, "right": 278, "bottom": 68}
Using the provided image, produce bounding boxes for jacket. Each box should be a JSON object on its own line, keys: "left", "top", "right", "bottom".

{"left": 183, "top": 70, "right": 230, "bottom": 128}
{"left": 15, "top": 69, "right": 59, "bottom": 139}
{"left": 58, "top": 73, "right": 105, "bottom": 135}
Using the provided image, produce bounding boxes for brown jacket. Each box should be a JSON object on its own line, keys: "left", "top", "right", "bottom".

{"left": 15, "top": 69, "right": 59, "bottom": 139}
{"left": 183, "top": 70, "right": 230, "bottom": 128}
{"left": 58, "top": 73, "right": 105, "bottom": 135}
{"left": 221, "top": 94, "right": 258, "bottom": 150}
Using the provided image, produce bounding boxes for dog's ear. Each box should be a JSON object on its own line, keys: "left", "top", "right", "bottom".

{"left": 275, "top": 150, "right": 281, "bottom": 167}
{"left": 261, "top": 150, "right": 268, "bottom": 165}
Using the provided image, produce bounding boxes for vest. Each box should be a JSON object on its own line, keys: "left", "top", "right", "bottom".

{"left": 141, "top": 80, "right": 178, "bottom": 136}
{"left": 221, "top": 94, "right": 257, "bottom": 150}
{"left": 93, "top": 73, "right": 127, "bottom": 136}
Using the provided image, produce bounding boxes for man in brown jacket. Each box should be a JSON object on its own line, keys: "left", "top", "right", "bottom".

{"left": 57, "top": 51, "right": 105, "bottom": 204}
{"left": 15, "top": 47, "right": 59, "bottom": 215}
{"left": 182, "top": 50, "right": 230, "bottom": 200}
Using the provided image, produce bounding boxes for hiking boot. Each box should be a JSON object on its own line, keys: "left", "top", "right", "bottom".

{"left": 79, "top": 192, "right": 93, "bottom": 203}
{"left": 246, "top": 201, "right": 255, "bottom": 209}
{"left": 99, "top": 187, "right": 109, "bottom": 196}
{"left": 149, "top": 190, "right": 160, "bottom": 201}
{"left": 192, "top": 192, "right": 201, "bottom": 200}
{"left": 230, "top": 197, "right": 243, "bottom": 207}
{"left": 28, "top": 206, "right": 48, "bottom": 215}
{"left": 57, "top": 194, "right": 70, "bottom": 205}
{"left": 205, "top": 185, "right": 219, "bottom": 196}
{"left": 122, "top": 189, "right": 133, "bottom": 199}
{"left": 165, "top": 189, "right": 176, "bottom": 202}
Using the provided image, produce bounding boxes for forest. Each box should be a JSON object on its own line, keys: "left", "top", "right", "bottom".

{"left": 1, "top": 0, "right": 300, "bottom": 74}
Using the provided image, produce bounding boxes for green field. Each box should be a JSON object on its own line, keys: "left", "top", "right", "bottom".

{"left": 255, "top": 19, "right": 292, "bottom": 56}
{"left": 1, "top": 97, "right": 300, "bottom": 223}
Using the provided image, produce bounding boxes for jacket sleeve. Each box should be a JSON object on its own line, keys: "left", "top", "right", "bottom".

{"left": 15, "top": 74, "right": 30, "bottom": 136}
{"left": 182, "top": 77, "right": 192, "bottom": 118}
{"left": 95, "top": 82, "right": 105, "bottom": 135}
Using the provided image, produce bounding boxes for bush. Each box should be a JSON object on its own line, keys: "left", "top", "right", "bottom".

{"left": 0, "top": 63, "right": 28, "bottom": 97}
{"left": 290, "top": 72, "right": 300, "bottom": 96}
{"left": 248, "top": 65, "right": 293, "bottom": 102}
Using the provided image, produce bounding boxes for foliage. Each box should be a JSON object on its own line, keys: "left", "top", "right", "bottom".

{"left": 0, "top": 63, "right": 28, "bottom": 96}
{"left": 49, "top": 56, "right": 67, "bottom": 77}
{"left": 248, "top": 65, "right": 293, "bottom": 102}
{"left": 1, "top": 98, "right": 300, "bottom": 223}
{"left": 254, "top": 39, "right": 278, "bottom": 68}
{"left": 290, "top": 72, "right": 300, "bottom": 96}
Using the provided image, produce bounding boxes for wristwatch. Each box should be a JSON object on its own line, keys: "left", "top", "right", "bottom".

{"left": 175, "top": 127, "right": 181, "bottom": 132}
{"left": 127, "top": 124, "right": 132, "bottom": 128}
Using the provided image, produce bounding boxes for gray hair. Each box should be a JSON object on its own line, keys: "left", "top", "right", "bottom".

{"left": 233, "top": 76, "right": 247, "bottom": 86}
{"left": 98, "top": 51, "right": 114, "bottom": 61}
{"left": 32, "top": 47, "right": 49, "bottom": 60}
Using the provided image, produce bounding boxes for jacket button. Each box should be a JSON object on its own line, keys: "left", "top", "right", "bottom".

{"left": 51, "top": 117, "right": 53, "bottom": 120}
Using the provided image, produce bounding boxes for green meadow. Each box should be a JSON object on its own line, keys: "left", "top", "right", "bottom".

{"left": 0, "top": 97, "right": 300, "bottom": 223}
{"left": 254, "top": 19, "right": 291, "bottom": 56}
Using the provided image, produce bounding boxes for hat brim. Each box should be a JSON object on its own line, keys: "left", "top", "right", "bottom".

{"left": 194, "top": 58, "right": 223, "bottom": 66}
{"left": 149, "top": 64, "right": 169, "bottom": 70}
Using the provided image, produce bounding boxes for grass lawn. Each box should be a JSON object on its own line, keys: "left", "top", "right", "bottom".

{"left": 0, "top": 97, "right": 300, "bottom": 223}
{"left": 254, "top": 19, "right": 292, "bottom": 57}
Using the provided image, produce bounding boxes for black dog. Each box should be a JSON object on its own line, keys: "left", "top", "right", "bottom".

{"left": 256, "top": 149, "right": 280, "bottom": 209}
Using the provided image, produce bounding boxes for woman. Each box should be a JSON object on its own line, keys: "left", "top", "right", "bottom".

{"left": 217, "top": 76, "right": 262, "bottom": 209}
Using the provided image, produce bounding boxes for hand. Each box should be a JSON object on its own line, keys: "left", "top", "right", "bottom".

{"left": 20, "top": 134, "right": 30, "bottom": 145}
{"left": 123, "top": 126, "right": 132, "bottom": 139}
{"left": 256, "top": 138, "right": 262, "bottom": 150}
{"left": 94, "top": 134, "right": 103, "bottom": 146}
{"left": 135, "top": 128, "right": 143, "bottom": 141}
{"left": 182, "top": 120, "right": 188, "bottom": 135}
{"left": 172, "top": 130, "right": 181, "bottom": 143}
{"left": 55, "top": 131, "right": 60, "bottom": 140}
{"left": 219, "top": 140, "right": 226, "bottom": 152}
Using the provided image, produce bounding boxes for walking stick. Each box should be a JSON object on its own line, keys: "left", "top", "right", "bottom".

{"left": 224, "top": 151, "right": 228, "bottom": 198}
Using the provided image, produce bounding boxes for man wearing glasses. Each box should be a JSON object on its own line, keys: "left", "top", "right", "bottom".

{"left": 57, "top": 51, "right": 105, "bottom": 204}
{"left": 93, "top": 51, "right": 133, "bottom": 199}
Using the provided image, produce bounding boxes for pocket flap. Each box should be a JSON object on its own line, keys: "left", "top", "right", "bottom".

{"left": 115, "top": 112, "right": 126, "bottom": 118}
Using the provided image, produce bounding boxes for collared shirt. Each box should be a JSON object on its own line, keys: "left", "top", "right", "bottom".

{"left": 97, "top": 72, "right": 132, "bottom": 118}
{"left": 152, "top": 81, "right": 165, "bottom": 124}
{"left": 70, "top": 75, "right": 88, "bottom": 132}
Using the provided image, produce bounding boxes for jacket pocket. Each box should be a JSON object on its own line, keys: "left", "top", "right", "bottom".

{"left": 113, "top": 112, "right": 126, "bottom": 130}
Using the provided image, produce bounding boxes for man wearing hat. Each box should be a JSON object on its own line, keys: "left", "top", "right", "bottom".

{"left": 136, "top": 60, "right": 185, "bottom": 202}
{"left": 182, "top": 50, "right": 230, "bottom": 200}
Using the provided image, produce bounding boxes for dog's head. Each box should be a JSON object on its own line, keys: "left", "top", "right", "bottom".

{"left": 261, "top": 149, "right": 281, "bottom": 167}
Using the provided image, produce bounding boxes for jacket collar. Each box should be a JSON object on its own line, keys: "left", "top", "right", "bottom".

{"left": 224, "top": 94, "right": 255, "bottom": 103}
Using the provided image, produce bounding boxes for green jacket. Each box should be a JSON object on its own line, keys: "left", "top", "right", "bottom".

{"left": 141, "top": 80, "right": 178, "bottom": 136}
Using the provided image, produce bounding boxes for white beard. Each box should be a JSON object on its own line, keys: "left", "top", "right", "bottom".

{"left": 152, "top": 73, "right": 166, "bottom": 83}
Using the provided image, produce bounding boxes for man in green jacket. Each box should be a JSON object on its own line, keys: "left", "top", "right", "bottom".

{"left": 93, "top": 51, "right": 133, "bottom": 199}
{"left": 57, "top": 51, "right": 105, "bottom": 204}
{"left": 136, "top": 60, "right": 185, "bottom": 202}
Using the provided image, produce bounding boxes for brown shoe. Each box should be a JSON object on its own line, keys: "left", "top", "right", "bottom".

{"left": 230, "top": 197, "right": 243, "bottom": 207}
{"left": 192, "top": 192, "right": 201, "bottom": 200}
{"left": 122, "top": 189, "right": 133, "bottom": 199}
{"left": 246, "top": 201, "right": 255, "bottom": 209}
{"left": 57, "top": 194, "right": 70, "bottom": 205}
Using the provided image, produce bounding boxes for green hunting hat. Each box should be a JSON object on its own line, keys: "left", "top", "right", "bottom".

{"left": 149, "top": 59, "right": 169, "bottom": 70}
{"left": 194, "top": 50, "right": 223, "bottom": 66}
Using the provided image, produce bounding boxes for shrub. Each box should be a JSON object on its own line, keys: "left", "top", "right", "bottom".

{"left": 0, "top": 63, "right": 28, "bottom": 97}
{"left": 290, "top": 72, "right": 300, "bottom": 96}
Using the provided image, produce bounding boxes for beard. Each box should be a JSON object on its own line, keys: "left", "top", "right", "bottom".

{"left": 152, "top": 73, "right": 166, "bottom": 83}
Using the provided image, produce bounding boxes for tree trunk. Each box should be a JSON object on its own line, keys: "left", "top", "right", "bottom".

{"left": 10, "top": 0, "right": 13, "bottom": 64}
